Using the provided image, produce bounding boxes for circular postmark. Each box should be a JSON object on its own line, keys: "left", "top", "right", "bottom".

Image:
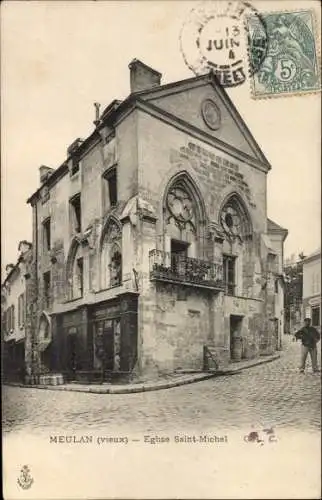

{"left": 180, "top": 1, "right": 268, "bottom": 87}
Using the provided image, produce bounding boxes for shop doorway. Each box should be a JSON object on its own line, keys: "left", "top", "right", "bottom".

{"left": 230, "top": 315, "right": 243, "bottom": 361}
{"left": 93, "top": 318, "right": 120, "bottom": 375}
{"left": 66, "top": 332, "right": 77, "bottom": 378}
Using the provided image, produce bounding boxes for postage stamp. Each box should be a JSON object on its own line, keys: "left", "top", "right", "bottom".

{"left": 246, "top": 10, "right": 321, "bottom": 98}
{"left": 180, "top": 1, "right": 268, "bottom": 88}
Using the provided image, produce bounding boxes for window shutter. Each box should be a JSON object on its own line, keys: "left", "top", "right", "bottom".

{"left": 3, "top": 310, "right": 6, "bottom": 333}
{"left": 18, "top": 296, "right": 21, "bottom": 327}
{"left": 13, "top": 305, "right": 15, "bottom": 329}
{"left": 23, "top": 293, "right": 25, "bottom": 323}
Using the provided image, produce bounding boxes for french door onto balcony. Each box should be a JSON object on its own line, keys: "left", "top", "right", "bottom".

{"left": 171, "top": 240, "right": 189, "bottom": 277}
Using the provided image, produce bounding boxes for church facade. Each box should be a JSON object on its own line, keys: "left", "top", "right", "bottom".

{"left": 26, "top": 60, "right": 287, "bottom": 383}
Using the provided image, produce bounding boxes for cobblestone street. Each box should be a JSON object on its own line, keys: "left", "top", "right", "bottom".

{"left": 3, "top": 336, "right": 321, "bottom": 435}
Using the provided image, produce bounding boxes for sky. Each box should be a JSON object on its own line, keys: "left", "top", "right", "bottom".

{"left": 1, "top": 0, "right": 321, "bottom": 271}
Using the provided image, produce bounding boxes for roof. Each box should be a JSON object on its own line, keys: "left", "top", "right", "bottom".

{"left": 303, "top": 248, "right": 321, "bottom": 264}
{"left": 2, "top": 246, "right": 32, "bottom": 288}
{"left": 267, "top": 218, "right": 288, "bottom": 234}
{"left": 27, "top": 67, "right": 272, "bottom": 203}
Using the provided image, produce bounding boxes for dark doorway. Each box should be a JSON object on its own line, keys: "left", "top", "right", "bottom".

{"left": 41, "top": 345, "right": 52, "bottom": 371}
{"left": 230, "top": 315, "right": 243, "bottom": 361}
{"left": 66, "top": 333, "right": 77, "bottom": 378}
{"left": 93, "top": 319, "right": 116, "bottom": 375}
{"left": 171, "top": 239, "right": 189, "bottom": 277}
{"left": 102, "top": 320, "right": 115, "bottom": 371}
{"left": 274, "top": 318, "right": 279, "bottom": 350}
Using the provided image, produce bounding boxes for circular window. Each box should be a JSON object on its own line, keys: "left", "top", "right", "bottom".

{"left": 201, "top": 99, "right": 221, "bottom": 130}
{"left": 220, "top": 205, "right": 242, "bottom": 236}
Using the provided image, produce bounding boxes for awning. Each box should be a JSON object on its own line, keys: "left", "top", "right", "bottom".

{"left": 15, "top": 337, "right": 25, "bottom": 345}
{"left": 4, "top": 337, "right": 15, "bottom": 344}
{"left": 38, "top": 338, "right": 52, "bottom": 352}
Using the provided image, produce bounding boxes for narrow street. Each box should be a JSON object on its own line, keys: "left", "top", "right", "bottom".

{"left": 3, "top": 335, "right": 320, "bottom": 435}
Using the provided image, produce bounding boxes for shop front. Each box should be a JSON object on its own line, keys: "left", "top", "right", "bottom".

{"left": 3, "top": 338, "right": 25, "bottom": 382}
{"left": 52, "top": 292, "right": 138, "bottom": 383}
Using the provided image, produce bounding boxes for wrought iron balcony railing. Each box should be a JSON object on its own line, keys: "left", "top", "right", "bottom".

{"left": 149, "top": 249, "right": 224, "bottom": 290}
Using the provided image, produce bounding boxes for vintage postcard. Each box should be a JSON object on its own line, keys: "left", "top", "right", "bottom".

{"left": 1, "top": 1, "right": 321, "bottom": 499}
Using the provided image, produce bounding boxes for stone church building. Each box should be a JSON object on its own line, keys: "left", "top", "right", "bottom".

{"left": 26, "top": 59, "right": 287, "bottom": 383}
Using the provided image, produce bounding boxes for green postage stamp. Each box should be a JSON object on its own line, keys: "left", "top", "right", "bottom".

{"left": 247, "top": 10, "right": 321, "bottom": 98}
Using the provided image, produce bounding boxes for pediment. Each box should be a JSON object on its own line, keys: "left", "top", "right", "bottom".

{"left": 139, "top": 74, "right": 270, "bottom": 170}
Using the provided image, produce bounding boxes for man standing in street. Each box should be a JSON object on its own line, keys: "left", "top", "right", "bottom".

{"left": 293, "top": 318, "right": 320, "bottom": 373}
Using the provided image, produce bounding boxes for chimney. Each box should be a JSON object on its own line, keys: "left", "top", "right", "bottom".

{"left": 18, "top": 240, "right": 32, "bottom": 254}
{"left": 5, "top": 264, "right": 15, "bottom": 275}
{"left": 39, "top": 165, "right": 54, "bottom": 184}
{"left": 67, "top": 138, "right": 84, "bottom": 157}
{"left": 129, "top": 59, "right": 162, "bottom": 93}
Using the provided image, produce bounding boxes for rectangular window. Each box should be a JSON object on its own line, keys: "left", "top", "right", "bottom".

{"left": 18, "top": 293, "right": 25, "bottom": 327}
{"left": 103, "top": 167, "right": 117, "bottom": 208}
{"left": 43, "top": 217, "right": 51, "bottom": 251}
{"left": 223, "top": 255, "right": 236, "bottom": 296}
{"left": 71, "top": 157, "right": 80, "bottom": 176}
{"left": 274, "top": 279, "right": 279, "bottom": 294}
{"left": 76, "top": 257, "right": 84, "bottom": 297}
{"left": 6, "top": 308, "right": 9, "bottom": 332}
{"left": 3, "top": 310, "right": 7, "bottom": 333}
{"left": 311, "top": 274, "right": 315, "bottom": 294}
{"left": 311, "top": 306, "right": 320, "bottom": 327}
{"left": 43, "top": 271, "right": 51, "bottom": 309}
{"left": 70, "top": 194, "right": 81, "bottom": 233}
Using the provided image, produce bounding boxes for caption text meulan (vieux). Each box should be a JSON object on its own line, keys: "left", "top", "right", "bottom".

{"left": 49, "top": 434, "right": 228, "bottom": 445}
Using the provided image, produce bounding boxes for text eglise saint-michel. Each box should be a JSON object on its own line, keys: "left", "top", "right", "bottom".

{"left": 49, "top": 434, "right": 228, "bottom": 445}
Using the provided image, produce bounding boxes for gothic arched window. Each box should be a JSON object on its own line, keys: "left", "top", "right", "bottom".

{"left": 219, "top": 194, "right": 252, "bottom": 296}
{"left": 163, "top": 174, "right": 206, "bottom": 257}
{"left": 100, "top": 219, "right": 122, "bottom": 289}
{"left": 219, "top": 194, "right": 252, "bottom": 240}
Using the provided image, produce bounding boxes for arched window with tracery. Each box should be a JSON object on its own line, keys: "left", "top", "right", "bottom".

{"left": 162, "top": 173, "right": 206, "bottom": 277}
{"left": 219, "top": 193, "right": 252, "bottom": 296}
{"left": 219, "top": 194, "right": 252, "bottom": 241}
{"left": 100, "top": 218, "right": 122, "bottom": 289}
{"left": 66, "top": 241, "right": 84, "bottom": 300}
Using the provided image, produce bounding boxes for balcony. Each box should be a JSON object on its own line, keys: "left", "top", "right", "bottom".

{"left": 149, "top": 249, "right": 224, "bottom": 291}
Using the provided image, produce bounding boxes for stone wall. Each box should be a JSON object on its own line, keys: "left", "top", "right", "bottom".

{"left": 134, "top": 110, "right": 270, "bottom": 372}
{"left": 136, "top": 111, "right": 267, "bottom": 235}
{"left": 140, "top": 283, "right": 212, "bottom": 374}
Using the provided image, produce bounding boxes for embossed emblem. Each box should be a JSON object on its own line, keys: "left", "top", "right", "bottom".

{"left": 201, "top": 99, "right": 221, "bottom": 130}
{"left": 17, "top": 465, "right": 34, "bottom": 490}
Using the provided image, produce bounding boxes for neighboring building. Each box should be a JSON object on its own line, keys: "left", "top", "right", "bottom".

{"left": 302, "top": 249, "right": 321, "bottom": 331}
{"left": 266, "top": 219, "right": 288, "bottom": 348}
{"left": 284, "top": 255, "right": 305, "bottom": 334}
{"left": 1, "top": 241, "right": 32, "bottom": 382}
{"left": 26, "top": 60, "right": 287, "bottom": 383}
